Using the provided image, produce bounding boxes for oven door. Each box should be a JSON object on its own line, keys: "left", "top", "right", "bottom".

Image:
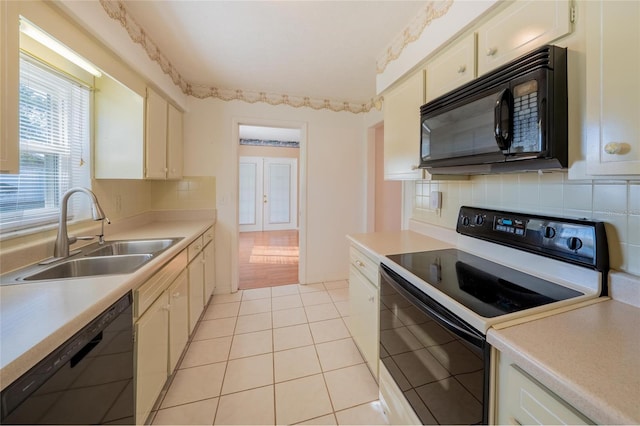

{"left": 379, "top": 264, "right": 489, "bottom": 425}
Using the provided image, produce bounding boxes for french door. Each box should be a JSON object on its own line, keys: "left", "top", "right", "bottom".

{"left": 239, "top": 156, "right": 298, "bottom": 232}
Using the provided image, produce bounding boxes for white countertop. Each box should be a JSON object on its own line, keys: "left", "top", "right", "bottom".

{"left": 347, "top": 230, "right": 454, "bottom": 260}
{"left": 0, "top": 218, "right": 214, "bottom": 390}
{"left": 488, "top": 299, "right": 640, "bottom": 425}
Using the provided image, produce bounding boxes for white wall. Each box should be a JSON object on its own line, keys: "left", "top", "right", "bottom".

{"left": 184, "top": 98, "right": 369, "bottom": 292}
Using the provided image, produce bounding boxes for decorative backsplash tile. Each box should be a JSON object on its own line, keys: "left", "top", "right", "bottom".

{"left": 413, "top": 174, "right": 640, "bottom": 276}
{"left": 151, "top": 176, "right": 216, "bottom": 211}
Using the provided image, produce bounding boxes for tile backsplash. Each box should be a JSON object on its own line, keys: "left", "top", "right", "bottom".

{"left": 151, "top": 176, "right": 216, "bottom": 211}
{"left": 412, "top": 173, "right": 640, "bottom": 275}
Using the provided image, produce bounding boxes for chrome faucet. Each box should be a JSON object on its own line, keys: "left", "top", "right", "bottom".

{"left": 53, "top": 187, "right": 107, "bottom": 259}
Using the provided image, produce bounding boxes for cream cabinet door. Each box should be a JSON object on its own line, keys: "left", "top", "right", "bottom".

{"left": 585, "top": 0, "right": 640, "bottom": 175}
{"left": 426, "top": 33, "right": 476, "bottom": 102}
{"left": 497, "top": 353, "right": 592, "bottom": 425}
{"left": 188, "top": 252, "right": 205, "bottom": 333}
{"left": 135, "top": 292, "right": 169, "bottom": 425}
{"left": 477, "top": 0, "right": 572, "bottom": 76}
{"left": 94, "top": 75, "right": 145, "bottom": 179}
{"left": 166, "top": 103, "right": 183, "bottom": 180}
{"left": 0, "top": 0, "right": 20, "bottom": 174}
{"left": 145, "top": 87, "right": 168, "bottom": 179}
{"left": 203, "top": 241, "right": 216, "bottom": 302}
{"left": 168, "top": 270, "right": 189, "bottom": 373}
{"left": 383, "top": 70, "right": 425, "bottom": 180}
{"left": 349, "top": 264, "right": 379, "bottom": 378}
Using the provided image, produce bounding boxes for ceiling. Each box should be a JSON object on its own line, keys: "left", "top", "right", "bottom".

{"left": 120, "top": 1, "right": 426, "bottom": 105}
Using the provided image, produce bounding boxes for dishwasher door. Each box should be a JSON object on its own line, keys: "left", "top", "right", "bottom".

{"left": 1, "top": 292, "right": 134, "bottom": 424}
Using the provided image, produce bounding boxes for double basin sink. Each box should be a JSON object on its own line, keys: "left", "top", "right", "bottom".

{"left": 2, "top": 238, "right": 183, "bottom": 284}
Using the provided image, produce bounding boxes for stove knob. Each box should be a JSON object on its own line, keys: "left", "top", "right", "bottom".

{"left": 567, "top": 237, "right": 583, "bottom": 251}
{"left": 461, "top": 216, "right": 470, "bottom": 226}
{"left": 474, "top": 215, "right": 484, "bottom": 225}
{"left": 543, "top": 226, "right": 556, "bottom": 239}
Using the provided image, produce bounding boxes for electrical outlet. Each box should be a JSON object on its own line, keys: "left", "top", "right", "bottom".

{"left": 430, "top": 191, "right": 442, "bottom": 209}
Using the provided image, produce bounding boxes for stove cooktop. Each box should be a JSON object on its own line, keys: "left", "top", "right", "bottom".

{"left": 385, "top": 248, "right": 584, "bottom": 318}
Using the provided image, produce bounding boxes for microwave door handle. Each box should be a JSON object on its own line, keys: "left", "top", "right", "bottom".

{"left": 494, "top": 88, "right": 513, "bottom": 151}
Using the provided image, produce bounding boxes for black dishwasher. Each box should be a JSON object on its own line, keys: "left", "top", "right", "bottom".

{"left": 1, "top": 292, "right": 134, "bottom": 424}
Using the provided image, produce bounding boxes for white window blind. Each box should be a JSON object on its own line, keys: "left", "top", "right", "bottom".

{"left": 0, "top": 55, "right": 91, "bottom": 233}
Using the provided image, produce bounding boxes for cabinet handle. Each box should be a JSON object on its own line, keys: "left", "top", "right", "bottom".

{"left": 368, "top": 296, "right": 375, "bottom": 303}
{"left": 486, "top": 47, "right": 497, "bottom": 56}
{"left": 604, "top": 142, "right": 624, "bottom": 154}
{"left": 457, "top": 65, "right": 466, "bottom": 74}
{"left": 207, "top": 234, "right": 213, "bottom": 238}
{"left": 195, "top": 245, "right": 201, "bottom": 251}
{"left": 173, "top": 292, "right": 180, "bottom": 298}
{"left": 355, "top": 260, "right": 365, "bottom": 268}
{"left": 163, "top": 304, "right": 171, "bottom": 311}
{"left": 164, "top": 167, "right": 168, "bottom": 173}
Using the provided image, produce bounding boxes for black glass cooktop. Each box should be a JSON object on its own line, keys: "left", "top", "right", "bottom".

{"left": 385, "top": 248, "right": 583, "bottom": 318}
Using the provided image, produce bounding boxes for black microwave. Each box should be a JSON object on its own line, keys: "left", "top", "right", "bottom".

{"left": 420, "top": 45, "right": 567, "bottom": 174}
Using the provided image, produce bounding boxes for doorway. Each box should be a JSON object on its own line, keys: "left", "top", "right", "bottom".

{"left": 237, "top": 125, "right": 301, "bottom": 290}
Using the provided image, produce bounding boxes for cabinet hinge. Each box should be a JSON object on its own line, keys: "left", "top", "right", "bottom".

{"left": 570, "top": 5, "right": 576, "bottom": 23}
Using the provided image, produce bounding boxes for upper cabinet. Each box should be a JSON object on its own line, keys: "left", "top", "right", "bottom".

{"left": 383, "top": 70, "right": 425, "bottom": 180}
{"left": 145, "top": 87, "right": 168, "bottom": 179}
{"left": 585, "top": 0, "right": 640, "bottom": 176}
{"left": 95, "top": 84, "right": 183, "bottom": 180}
{"left": 166, "top": 103, "right": 184, "bottom": 180}
{"left": 94, "top": 75, "right": 145, "bottom": 179}
{"left": 0, "top": 1, "right": 20, "bottom": 174}
{"left": 425, "top": 34, "right": 476, "bottom": 103}
{"left": 145, "top": 87, "right": 183, "bottom": 180}
{"left": 476, "top": 0, "right": 572, "bottom": 76}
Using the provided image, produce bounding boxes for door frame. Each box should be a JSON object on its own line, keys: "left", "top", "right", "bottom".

{"left": 231, "top": 118, "right": 307, "bottom": 292}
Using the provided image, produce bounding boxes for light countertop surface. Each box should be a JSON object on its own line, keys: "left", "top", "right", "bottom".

{"left": 0, "top": 218, "right": 214, "bottom": 390}
{"left": 488, "top": 299, "right": 640, "bottom": 425}
{"left": 347, "top": 230, "right": 454, "bottom": 260}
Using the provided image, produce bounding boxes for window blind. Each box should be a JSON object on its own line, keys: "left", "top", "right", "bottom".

{"left": 0, "top": 55, "right": 91, "bottom": 233}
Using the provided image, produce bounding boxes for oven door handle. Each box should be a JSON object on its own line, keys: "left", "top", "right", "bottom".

{"left": 380, "top": 265, "right": 484, "bottom": 348}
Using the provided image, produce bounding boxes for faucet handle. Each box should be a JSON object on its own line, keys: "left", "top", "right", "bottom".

{"left": 97, "top": 217, "right": 111, "bottom": 245}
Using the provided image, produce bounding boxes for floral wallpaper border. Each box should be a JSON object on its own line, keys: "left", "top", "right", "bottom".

{"left": 99, "top": 0, "right": 382, "bottom": 114}
{"left": 376, "top": 0, "right": 454, "bottom": 75}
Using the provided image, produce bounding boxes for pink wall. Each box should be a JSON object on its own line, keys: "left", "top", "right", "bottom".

{"left": 374, "top": 125, "right": 402, "bottom": 231}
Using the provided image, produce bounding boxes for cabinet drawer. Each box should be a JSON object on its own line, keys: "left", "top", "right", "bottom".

{"left": 188, "top": 236, "right": 204, "bottom": 262}
{"left": 203, "top": 226, "right": 214, "bottom": 246}
{"left": 135, "top": 250, "right": 187, "bottom": 318}
{"left": 503, "top": 364, "right": 591, "bottom": 425}
{"left": 349, "top": 246, "right": 379, "bottom": 285}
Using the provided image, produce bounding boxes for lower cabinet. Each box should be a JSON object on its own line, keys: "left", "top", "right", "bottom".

{"left": 134, "top": 292, "right": 169, "bottom": 425}
{"left": 203, "top": 240, "right": 215, "bottom": 303}
{"left": 496, "top": 352, "right": 593, "bottom": 425}
{"left": 188, "top": 251, "right": 205, "bottom": 334}
{"left": 348, "top": 245, "right": 380, "bottom": 378}
{"left": 168, "top": 270, "right": 189, "bottom": 373}
{"left": 133, "top": 224, "right": 214, "bottom": 424}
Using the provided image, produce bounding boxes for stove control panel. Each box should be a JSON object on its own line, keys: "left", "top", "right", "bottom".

{"left": 456, "top": 206, "right": 609, "bottom": 272}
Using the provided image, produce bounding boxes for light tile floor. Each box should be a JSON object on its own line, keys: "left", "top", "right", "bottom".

{"left": 150, "top": 281, "right": 389, "bottom": 425}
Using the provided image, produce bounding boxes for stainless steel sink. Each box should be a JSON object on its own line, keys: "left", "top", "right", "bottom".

{"left": 1, "top": 237, "right": 183, "bottom": 285}
{"left": 84, "top": 238, "right": 179, "bottom": 257}
{"left": 21, "top": 255, "right": 153, "bottom": 281}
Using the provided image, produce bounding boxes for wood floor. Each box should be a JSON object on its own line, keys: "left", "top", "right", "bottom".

{"left": 239, "top": 230, "right": 299, "bottom": 289}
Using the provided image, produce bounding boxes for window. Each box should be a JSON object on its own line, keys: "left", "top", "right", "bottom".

{"left": 0, "top": 55, "right": 91, "bottom": 233}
